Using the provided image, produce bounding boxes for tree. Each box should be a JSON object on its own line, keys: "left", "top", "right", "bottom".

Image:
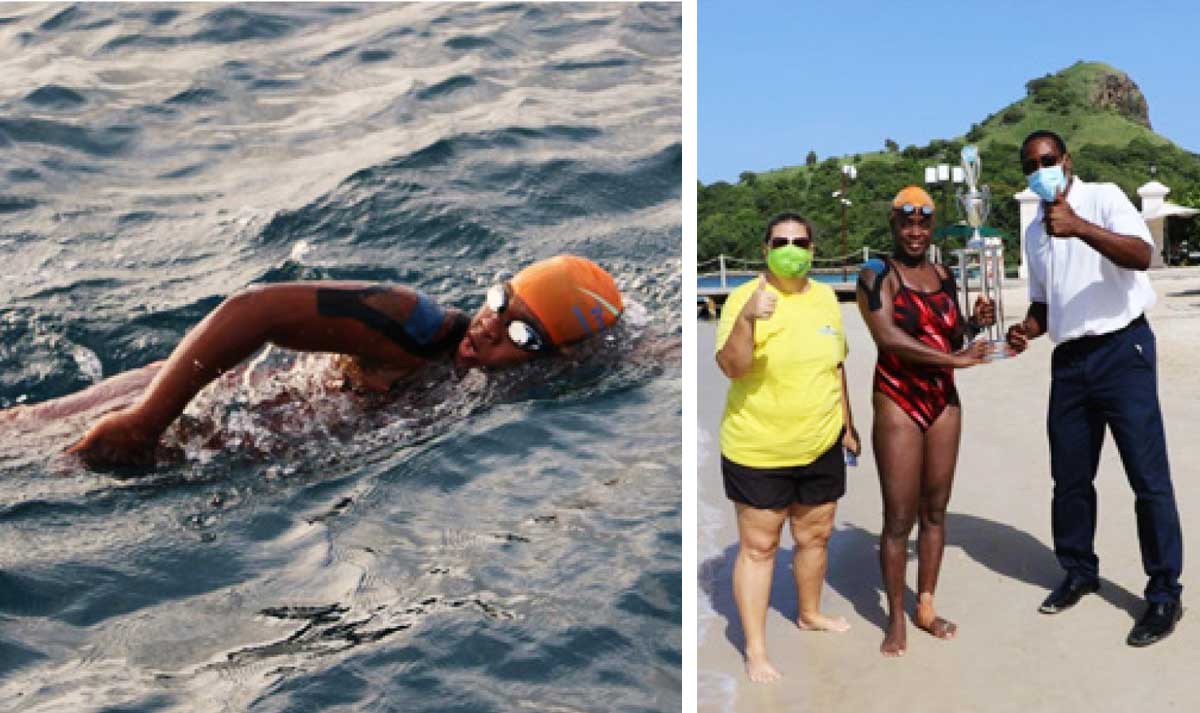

{"left": 739, "top": 171, "right": 757, "bottom": 186}
{"left": 1000, "top": 105, "right": 1025, "bottom": 125}
{"left": 1026, "top": 74, "right": 1076, "bottom": 114}
{"left": 885, "top": 138, "right": 899, "bottom": 153}
{"left": 806, "top": 150, "right": 817, "bottom": 166}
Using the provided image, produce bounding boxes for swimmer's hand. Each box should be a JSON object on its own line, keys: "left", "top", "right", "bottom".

{"left": 66, "top": 408, "right": 159, "bottom": 468}
{"left": 951, "top": 340, "right": 992, "bottom": 368}
{"left": 972, "top": 296, "right": 995, "bottom": 327}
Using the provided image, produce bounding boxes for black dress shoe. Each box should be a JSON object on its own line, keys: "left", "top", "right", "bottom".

{"left": 1038, "top": 576, "right": 1100, "bottom": 614}
{"left": 1127, "top": 601, "right": 1183, "bottom": 647}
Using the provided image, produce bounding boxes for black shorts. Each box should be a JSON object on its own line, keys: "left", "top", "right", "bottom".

{"left": 722, "top": 437, "right": 846, "bottom": 509}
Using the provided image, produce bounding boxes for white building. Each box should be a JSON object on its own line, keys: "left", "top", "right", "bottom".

{"left": 1014, "top": 180, "right": 1199, "bottom": 276}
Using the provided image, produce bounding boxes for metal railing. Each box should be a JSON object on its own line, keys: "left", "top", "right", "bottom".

{"left": 697, "top": 248, "right": 895, "bottom": 288}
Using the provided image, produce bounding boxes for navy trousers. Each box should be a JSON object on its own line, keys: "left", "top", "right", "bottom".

{"left": 1048, "top": 316, "right": 1183, "bottom": 604}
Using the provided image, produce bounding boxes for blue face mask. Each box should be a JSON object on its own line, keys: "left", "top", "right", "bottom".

{"left": 1028, "top": 165, "right": 1066, "bottom": 202}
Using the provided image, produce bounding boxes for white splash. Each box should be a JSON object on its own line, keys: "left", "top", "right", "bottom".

{"left": 289, "top": 240, "right": 311, "bottom": 263}
{"left": 70, "top": 344, "right": 103, "bottom": 384}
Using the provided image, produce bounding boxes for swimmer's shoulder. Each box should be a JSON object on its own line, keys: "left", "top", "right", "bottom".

{"left": 856, "top": 258, "right": 900, "bottom": 309}
{"left": 858, "top": 257, "right": 890, "bottom": 281}
{"left": 315, "top": 282, "right": 430, "bottom": 323}
{"left": 315, "top": 282, "right": 467, "bottom": 360}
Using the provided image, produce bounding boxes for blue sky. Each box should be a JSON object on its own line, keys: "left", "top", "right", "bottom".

{"left": 699, "top": 0, "right": 1200, "bottom": 184}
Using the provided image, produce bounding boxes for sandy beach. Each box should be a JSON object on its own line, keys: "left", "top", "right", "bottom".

{"left": 697, "top": 267, "right": 1200, "bottom": 713}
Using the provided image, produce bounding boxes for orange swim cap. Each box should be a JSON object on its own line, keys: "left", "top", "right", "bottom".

{"left": 510, "top": 255, "right": 624, "bottom": 347}
{"left": 892, "top": 185, "right": 935, "bottom": 210}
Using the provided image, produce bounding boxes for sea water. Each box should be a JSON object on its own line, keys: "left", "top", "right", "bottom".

{"left": 0, "top": 4, "right": 681, "bottom": 711}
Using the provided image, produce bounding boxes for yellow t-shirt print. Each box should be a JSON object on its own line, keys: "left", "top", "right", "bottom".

{"left": 716, "top": 279, "right": 846, "bottom": 468}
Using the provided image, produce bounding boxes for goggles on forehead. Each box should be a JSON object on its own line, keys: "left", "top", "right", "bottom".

{"left": 895, "top": 203, "right": 934, "bottom": 217}
{"left": 485, "top": 283, "right": 548, "bottom": 352}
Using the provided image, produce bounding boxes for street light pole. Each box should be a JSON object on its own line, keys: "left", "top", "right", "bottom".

{"left": 837, "top": 164, "right": 856, "bottom": 280}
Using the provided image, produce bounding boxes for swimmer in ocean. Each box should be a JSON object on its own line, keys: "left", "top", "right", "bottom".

{"left": 36, "top": 254, "right": 623, "bottom": 468}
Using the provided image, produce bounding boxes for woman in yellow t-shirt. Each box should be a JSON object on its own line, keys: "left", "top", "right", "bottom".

{"left": 715, "top": 212, "right": 860, "bottom": 684}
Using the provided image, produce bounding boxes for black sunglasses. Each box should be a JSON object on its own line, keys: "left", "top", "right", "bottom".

{"left": 485, "top": 284, "right": 548, "bottom": 352}
{"left": 1022, "top": 152, "right": 1062, "bottom": 176}
{"left": 767, "top": 236, "right": 813, "bottom": 250}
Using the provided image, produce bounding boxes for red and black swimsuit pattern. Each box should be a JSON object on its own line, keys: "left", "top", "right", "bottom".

{"left": 873, "top": 259, "right": 965, "bottom": 431}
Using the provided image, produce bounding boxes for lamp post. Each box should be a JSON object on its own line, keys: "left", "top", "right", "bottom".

{"left": 924, "top": 162, "right": 963, "bottom": 261}
{"left": 833, "top": 164, "right": 856, "bottom": 280}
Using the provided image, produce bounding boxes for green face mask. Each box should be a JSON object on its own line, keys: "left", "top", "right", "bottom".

{"left": 767, "top": 245, "right": 812, "bottom": 279}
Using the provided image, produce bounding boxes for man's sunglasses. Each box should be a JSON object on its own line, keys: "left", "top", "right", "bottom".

{"left": 485, "top": 284, "right": 548, "bottom": 352}
{"left": 767, "top": 236, "right": 813, "bottom": 250}
{"left": 1021, "top": 153, "right": 1062, "bottom": 176}
{"left": 894, "top": 203, "right": 934, "bottom": 217}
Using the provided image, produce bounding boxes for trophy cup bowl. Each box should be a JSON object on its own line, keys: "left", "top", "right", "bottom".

{"left": 957, "top": 185, "right": 991, "bottom": 245}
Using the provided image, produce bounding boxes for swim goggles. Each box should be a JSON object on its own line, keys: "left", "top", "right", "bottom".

{"left": 895, "top": 203, "right": 934, "bottom": 216}
{"left": 485, "top": 283, "right": 548, "bottom": 352}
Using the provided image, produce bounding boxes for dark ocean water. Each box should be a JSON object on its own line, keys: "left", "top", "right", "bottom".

{"left": 0, "top": 4, "right": 681, "bottom": 711}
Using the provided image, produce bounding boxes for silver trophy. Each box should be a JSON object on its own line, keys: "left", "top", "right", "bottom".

{"left": 956, "top": 144, "right": 991, "bottom": 246}
{"left": 952, "top": 145, "right": 1007, "bottom": 356}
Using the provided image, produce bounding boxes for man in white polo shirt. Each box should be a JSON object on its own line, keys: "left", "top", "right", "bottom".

{"left": 1007, "top": 130, "right": 1182, "bottom": 647}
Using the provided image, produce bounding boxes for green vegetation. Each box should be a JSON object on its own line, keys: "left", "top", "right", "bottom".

{"left": 699, "top": 62, "right": 1200, "bottom": 269}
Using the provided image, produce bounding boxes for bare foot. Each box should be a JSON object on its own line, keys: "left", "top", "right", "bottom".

{"left": 745, "top": 652, "right": 782, "bottom": 683}
{"left": 880, "top": 619, "right": 906, "bottom": 657}
{"left": 797, "top": 612, "right": 850, "bottom": 632}
{"left": 915, "top": 596, "right": 957, "bottom": 640}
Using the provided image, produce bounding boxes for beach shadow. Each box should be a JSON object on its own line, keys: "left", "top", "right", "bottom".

{"left": 697, "top": 528, "right": 895, "bottom": 656}
{"left": 823, "top": 525, "right": 892, "bottom": 630}
{"left": 942, "top": 512, "right": 1144, "bottom": 619}
{"left": 829, "top": 514, "right": 1145, "bottom": 622}
{"left": 700, "top": 512, "right": 1145, "bottom": 657}
{"left": 698, "top": 544, "right": 789, "bottom": 655}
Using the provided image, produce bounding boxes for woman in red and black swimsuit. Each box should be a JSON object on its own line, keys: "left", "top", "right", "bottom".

{"left": 856, "top": 186, "right": 995, "bottom": 657}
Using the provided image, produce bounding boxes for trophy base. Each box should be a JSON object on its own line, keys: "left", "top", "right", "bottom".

{"left": 983, "top": 339, "right": 1014, "bottom": 361}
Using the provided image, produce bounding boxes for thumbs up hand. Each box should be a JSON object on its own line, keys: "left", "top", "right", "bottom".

{"left": 1043, "top": 185, "right": 1080, "bottom": 238}
{"left": 741, "top": 274, "right": 778, "bottom": 322}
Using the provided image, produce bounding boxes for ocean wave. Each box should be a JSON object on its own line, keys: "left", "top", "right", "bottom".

{"left": 0, "top": 3, "right": 680, "bottom": 709}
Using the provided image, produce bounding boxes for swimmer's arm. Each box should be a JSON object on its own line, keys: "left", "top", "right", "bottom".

{"left": 856, "top": 268, "right": 972, "bottom": 369}
{"left": 69, "top": 283, "right": 463, "bottom": 463}
{"left": 942, "top": 266, "right": 970, "bottom": 351}
{"left": 1, "top": 361, "right": 165, "bottom": 429}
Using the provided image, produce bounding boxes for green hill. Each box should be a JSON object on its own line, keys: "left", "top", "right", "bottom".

{"left": 699, "top": 61, "right": 1200, "bottom": 268}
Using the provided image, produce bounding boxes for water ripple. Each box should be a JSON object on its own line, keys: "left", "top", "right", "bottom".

{"left": 0, "top": 3, "right": 680, "bottom": 710}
